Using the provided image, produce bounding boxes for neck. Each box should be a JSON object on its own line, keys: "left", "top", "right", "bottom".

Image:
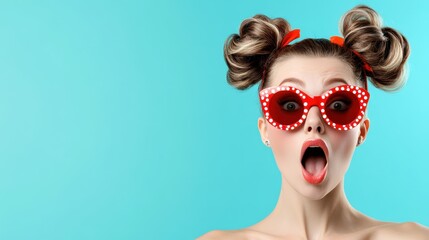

{"left": 253, "top": 177, "right": 360, "bottom": 239}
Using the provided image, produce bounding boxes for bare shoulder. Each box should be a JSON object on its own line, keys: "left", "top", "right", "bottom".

{"left": 196, "top": 229, "right": 267, "bottom": 240}
{"left": 372, "top": 222, "right": 429, "bottom": 240}
{"left": 196, "top": 230, "right": 224, "bottom": 240}
{"left": 196, "top": 230, "right": 243, "bottom": 240}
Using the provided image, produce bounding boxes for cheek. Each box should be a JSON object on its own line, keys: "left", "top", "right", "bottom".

{"left": 267, "top": 126, "right": 301, "bottom": 165}
{"left": 329, "top": 129, "right": 359, "bottom": 166}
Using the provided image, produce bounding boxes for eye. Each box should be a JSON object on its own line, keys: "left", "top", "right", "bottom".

{"left": 282, "top": 101, "right": 301, "bottom": 111}
{"left": 328, "top": 99, "right": 350, "bottom": 111}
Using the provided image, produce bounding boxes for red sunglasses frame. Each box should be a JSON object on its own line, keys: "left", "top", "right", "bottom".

{"left": 259, "top": 84, "right": 370, "bottom": 131}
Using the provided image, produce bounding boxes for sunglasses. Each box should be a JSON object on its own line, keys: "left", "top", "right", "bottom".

{"left": 259, "top": 84, "right": 370, "bottom": 131}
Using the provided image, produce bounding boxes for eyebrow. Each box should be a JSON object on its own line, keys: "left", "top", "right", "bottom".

{"left": 324, "top": 78, "right": 349, "bottom": 86}
{"left": 278, "top": 77, "right": 349, "bottom": 88}
{"left": 278, "top": 78, "right": 305, "bottom": 87}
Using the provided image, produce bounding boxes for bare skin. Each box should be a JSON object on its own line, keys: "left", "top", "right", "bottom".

{"left": 197, "top": 221, "right": 429, "bottom": 240}
{"left": 197, "top": 56, "right": 429, "bottom": 240}
{"left": 197, "top": 178, "right": 429, "bottom": 239}
{"left": 198, "top": 177, "right": 429, "bottom": 239}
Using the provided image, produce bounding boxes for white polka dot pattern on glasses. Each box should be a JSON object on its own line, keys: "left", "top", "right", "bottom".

{"left": 259, "top": 84, "right": 370, "bottom": 131}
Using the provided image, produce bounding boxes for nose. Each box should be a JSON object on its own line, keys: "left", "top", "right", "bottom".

{"left": 303, "top": 106, "right": 325, "bottom": 134}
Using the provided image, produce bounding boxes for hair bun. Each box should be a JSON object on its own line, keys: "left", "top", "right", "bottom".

{"left": 224, "top": 15, "right": 291, "bottom": 90}
{"left": 340, "top": 5, "right": 410, "bottom": 91}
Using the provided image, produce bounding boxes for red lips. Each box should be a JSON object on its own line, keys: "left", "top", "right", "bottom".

{"left": 300, "top": 139, "right": 329, "bottom": 184}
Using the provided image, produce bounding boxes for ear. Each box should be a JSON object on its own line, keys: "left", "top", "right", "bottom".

{"left": 258, "top": 117, "right": 269, "bottom": 144}
{"left": 358, "top": 117, "right": 370, "bottom": 146}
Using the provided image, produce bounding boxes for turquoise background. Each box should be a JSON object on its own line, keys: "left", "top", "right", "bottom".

{"left": 0, "top": 0, "right": 427, "bottom": 239}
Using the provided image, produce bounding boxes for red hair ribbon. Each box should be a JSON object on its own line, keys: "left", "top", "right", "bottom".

{"left": 330, "top": 36, "right": 373, "bottom": 72}
{"left": 281, "top": 29, "right": 301, "bottom": 48}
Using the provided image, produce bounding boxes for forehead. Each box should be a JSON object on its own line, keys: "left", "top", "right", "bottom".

{"left": 269, "top": 55, "right": 357, "bottom": 90}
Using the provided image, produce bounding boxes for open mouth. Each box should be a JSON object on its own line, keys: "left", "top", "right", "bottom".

{"left": 300, "top": 139, "right": 329, "bottom": 184}
{"left": 301, "top": 147, "right": 327, "bottom": 175}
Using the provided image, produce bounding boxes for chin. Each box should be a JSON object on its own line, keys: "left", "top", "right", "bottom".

{"left": 287, "top": 176, "right": 336, "bottom": 201}
{"left": 299, "top": 183, "right": 332, "bottom": 200}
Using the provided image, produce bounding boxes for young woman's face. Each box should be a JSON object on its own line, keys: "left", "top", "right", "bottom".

{"left": 258, "top": 55, "right": 369, "bottom": 200}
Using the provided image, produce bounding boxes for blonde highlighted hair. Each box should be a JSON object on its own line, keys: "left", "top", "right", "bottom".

{"left": 223, "top": 5, "right": 410, "bottom": 92}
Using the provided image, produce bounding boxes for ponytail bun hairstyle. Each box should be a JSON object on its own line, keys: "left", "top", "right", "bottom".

{"left": 224, "top": 5, "right": 410, "bottom": 92}
{"left": 223, "top": 15, "right": 291, "bottom": 90}
{"left": 341, "top": 5, "right": 410, "bottom": 91}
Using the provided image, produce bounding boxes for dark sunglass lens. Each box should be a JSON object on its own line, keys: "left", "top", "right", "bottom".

{"left": 325, "top": 91, "right": 359, "bottom": 125}
{"left": 268, "top": 91, "right": 304, "bottom": 126}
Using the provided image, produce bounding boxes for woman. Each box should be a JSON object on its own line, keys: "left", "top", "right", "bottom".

{"left": 198, "top": 5, "right": 429, "bottom": 240}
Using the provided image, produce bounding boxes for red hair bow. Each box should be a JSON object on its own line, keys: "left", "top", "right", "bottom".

{"left": 281, "top": 29, "right": 300, "bottom": 48}
{"left": 330, "top": 36, "right": 373, "bottom": 72}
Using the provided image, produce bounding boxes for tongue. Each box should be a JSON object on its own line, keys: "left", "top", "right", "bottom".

{"left": 304, "top": 156, "right": 326, "bottom": 175}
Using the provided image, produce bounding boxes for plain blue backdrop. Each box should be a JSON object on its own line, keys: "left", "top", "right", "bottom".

{"left": 0, "top": 0, "right": 428, "bottom": 239}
